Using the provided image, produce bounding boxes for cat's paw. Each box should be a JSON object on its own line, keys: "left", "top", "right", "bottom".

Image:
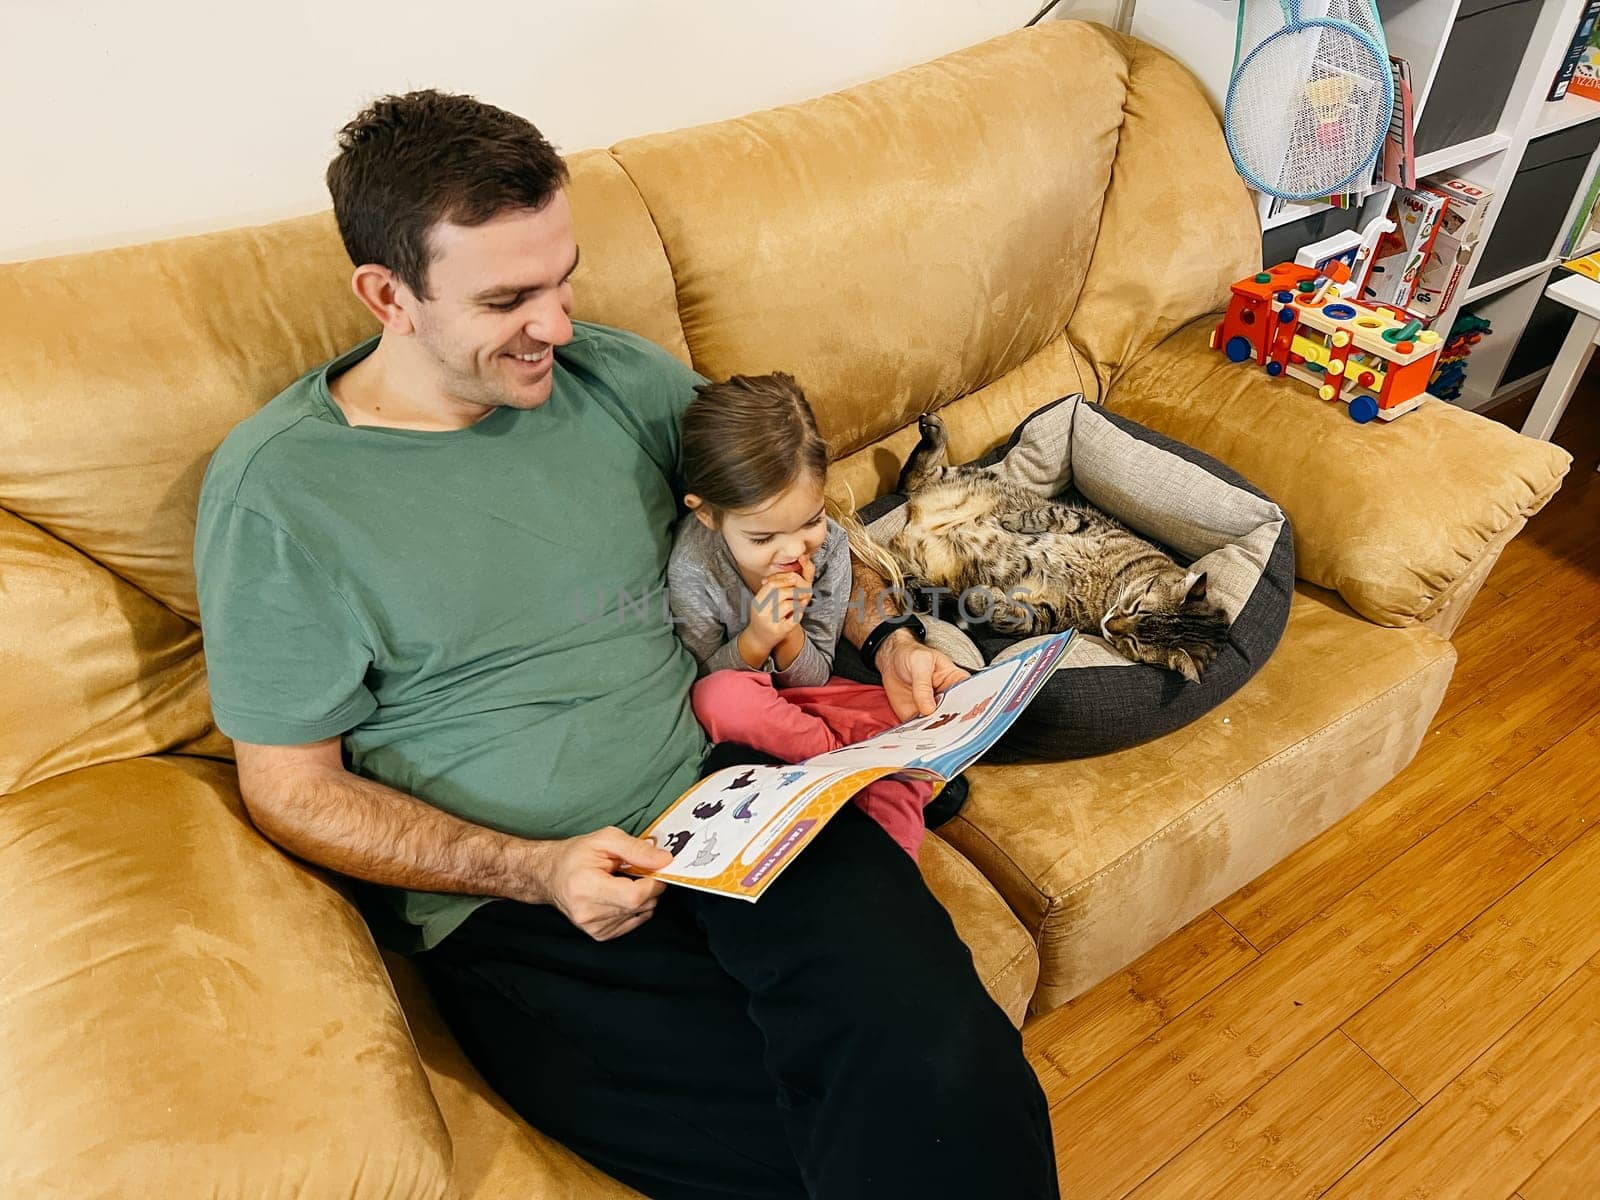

{"left": 898, "top": 413, "right": 951, "bottom": 494}
{"left": 1171, "top": 643, "right": 1219, "bottom": 683}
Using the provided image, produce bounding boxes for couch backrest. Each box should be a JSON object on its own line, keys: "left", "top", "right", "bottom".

{"left": 0, "top": 21, "right": 1258, "bottom": 795}
{"left": 1068, "top": 34, "right": 1262, "bottom": 393}
{"left": 610, "top": 21, "right": 1130, "bottom": 460}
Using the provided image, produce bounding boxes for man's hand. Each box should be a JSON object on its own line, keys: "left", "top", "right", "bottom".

{"left": 525, "top": 827, "right": 673, "bottom": 941}
{"left": 234, "top": 741, "right": 676, "bottom": 941}
{"left": 876, "top": 628, "right": 970, "bottom": 720}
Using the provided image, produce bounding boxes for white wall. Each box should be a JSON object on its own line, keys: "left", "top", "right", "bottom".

{"left": 1, "top": 0, "right": 1123, "bottom": 263}
{"left": 1128, "top": 0, "right": 1236, "bottom": 110}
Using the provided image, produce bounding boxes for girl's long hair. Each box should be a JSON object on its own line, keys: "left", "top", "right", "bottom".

{"left": 682, "top": 373, "right": 904, "bottom": 589}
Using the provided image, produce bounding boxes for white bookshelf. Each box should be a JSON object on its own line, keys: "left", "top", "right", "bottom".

{"left": 1129, "top": 0, "right": 1600, "bottom": 412}
{"left": 1413, "top": 131, "right": 1510, "bottom": 178}
{"left": 1536, "top": 89, "right": 1600, "bottom": 136}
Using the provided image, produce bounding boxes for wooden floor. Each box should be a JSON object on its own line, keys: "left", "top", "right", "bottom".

{"left": 1021, "top": 382, "right": 1600, "bottom": 1200}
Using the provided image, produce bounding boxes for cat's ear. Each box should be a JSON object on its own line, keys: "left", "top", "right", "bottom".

{"left": 1184, "top": 571, "right": 1209, "bottom": 604}
{"left": 1171, "top": 649, "right": 1202, "bottom": 683}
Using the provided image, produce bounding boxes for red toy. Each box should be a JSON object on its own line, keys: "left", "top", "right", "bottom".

{"left": 1210, "top": 262, "right": 1445, "bottom": 423}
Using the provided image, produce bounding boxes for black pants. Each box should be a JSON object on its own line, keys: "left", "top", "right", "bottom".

{"left": 415, "top": 746, "right": 1058, "bottom": 1199}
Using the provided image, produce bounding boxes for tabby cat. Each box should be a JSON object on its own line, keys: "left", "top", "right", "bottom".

{"left": 887, "top": 413, "right": 1230, "bottom": 681}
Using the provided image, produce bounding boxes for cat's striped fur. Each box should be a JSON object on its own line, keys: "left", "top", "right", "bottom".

{"left": 887, "top": 413, "right": 1229, "bottom": 681}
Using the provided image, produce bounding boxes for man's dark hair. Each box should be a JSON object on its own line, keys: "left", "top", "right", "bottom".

{"left": 326, "top": 89, "right": 569, "bottom": 299}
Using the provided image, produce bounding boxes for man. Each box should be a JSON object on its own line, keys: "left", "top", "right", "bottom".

{"left": 195, "top": 89, "right": 1058, "bottom": 1199}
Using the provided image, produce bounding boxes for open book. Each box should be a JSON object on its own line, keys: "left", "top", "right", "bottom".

{"left": 638, "top": 629, "right": 1074, "bottom": 900}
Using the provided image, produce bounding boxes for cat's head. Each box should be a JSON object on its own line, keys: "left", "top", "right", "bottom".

{"left": 1100, "top": 569, "right": 1230, "bottom": 683}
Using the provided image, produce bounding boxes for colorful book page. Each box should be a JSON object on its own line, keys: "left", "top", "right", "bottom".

{"left": 637, "top": 630, "right": 1074, "bottom": 900}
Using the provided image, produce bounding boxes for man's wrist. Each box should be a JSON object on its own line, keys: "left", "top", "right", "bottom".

{"left": 860, "top": 612, "right": 926, "bottom": 671}
{"left": 882, "top": 627, "right": 920, "bottom": 655}
{"left": 495, "top": 835, "right": 560, "bottom": 906}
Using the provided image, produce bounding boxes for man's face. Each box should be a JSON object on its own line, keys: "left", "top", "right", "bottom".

{"left": 407, "top": 190, "right": 579, "bottom": 411}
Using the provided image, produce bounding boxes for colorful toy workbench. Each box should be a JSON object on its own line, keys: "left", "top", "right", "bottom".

{"left": 1211, "top": 262, "right": 1444, "bottom": 423}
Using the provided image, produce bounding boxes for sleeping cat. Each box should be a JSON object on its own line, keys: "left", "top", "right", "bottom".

{"left": 886, "top": 413, "right": 1230, "bottom": 682}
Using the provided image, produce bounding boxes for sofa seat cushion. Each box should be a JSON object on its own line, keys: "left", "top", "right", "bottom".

{"left": 940, "top": 585, "right": 1457, "bottom": 1013}
{"left": 0, "top": 756, "right": 454, "bottom": 1199}
{"left": 855, "top": 395, "right": 1294, "bottom": 759}
{"left": 382, "top": 832, "right": 1038, "bottom": 1199}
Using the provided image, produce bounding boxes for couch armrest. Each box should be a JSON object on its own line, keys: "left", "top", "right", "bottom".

{"left": 1106, "top": 317, "right": 1573, "bottom": 628}
{"left": 0, "top": 756, "right": 455, "bottom": 1199}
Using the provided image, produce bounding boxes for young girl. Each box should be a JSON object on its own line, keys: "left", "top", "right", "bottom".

{"left": 667, "top": 372, "right": 932, "bottom": 860}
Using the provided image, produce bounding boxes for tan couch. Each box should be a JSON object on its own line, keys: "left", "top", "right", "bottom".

{"left": 0, "top": 21, "right": 1571, "bottom": 1199}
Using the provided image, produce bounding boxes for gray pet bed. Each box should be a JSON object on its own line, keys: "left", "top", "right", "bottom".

{"left": 842, "top": 395, "right": 1295, "bottom": 760}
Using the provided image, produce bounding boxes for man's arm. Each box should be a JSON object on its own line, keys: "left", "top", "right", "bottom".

{"left": 234, "top": 738, "right": 671, "bottom": 942}
{"left": 845, "top": 553, "right": 970, "bottom": 720}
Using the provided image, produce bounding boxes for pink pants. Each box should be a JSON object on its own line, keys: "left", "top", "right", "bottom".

{"left": 690, "top": 671, "right": 931, "bottom": 860}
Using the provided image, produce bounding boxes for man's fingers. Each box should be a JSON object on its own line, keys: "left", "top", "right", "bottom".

{"left": 894, "top": 645, "right": 936, "bottom": 715}
{"left": 590, "top": 870, "right": 667, "bottom": 912}
{"left": 583, "top": 903, "right": 658, "bottom": 942}
{"left": 620, "top": 873, "right": 668, "bottom": 904}
{"left": 592, "top": 826, "right": 673, "bottom": 870}
{"left": 593, "top": 908, "right": 656, "bottom": 941}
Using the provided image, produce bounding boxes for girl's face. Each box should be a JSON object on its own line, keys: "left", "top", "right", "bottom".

{"left": 693, "top": 476, "right": 829, "bottom": 589}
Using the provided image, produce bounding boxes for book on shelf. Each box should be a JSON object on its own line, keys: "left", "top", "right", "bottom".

{"left": 1569, "top": 4, "right": 1600, "bottom": 102}
{"left": 1562, "top": 163, "right": 1600, "bottom": 258}
{"left": 1550, "top": 1, "right": 1600, "bottom": 101}
{"left": 1561, "top": 250, "right": 1600, "bottom": 282}
{"left": 1381, "top": 56, "right": 1416, "bottom": 190}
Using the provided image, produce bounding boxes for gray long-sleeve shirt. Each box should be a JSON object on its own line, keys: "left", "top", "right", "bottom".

{"left": 666, "top": 513, "right": 851, "bottom": 687}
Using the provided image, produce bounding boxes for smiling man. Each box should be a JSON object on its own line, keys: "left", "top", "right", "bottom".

{"left": 193, "top": 90, "right": 1058, "bottom": 1200}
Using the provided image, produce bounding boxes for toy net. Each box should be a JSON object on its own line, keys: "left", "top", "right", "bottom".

{"left": 1224, "top": 0, "right": 1394, "bottom": 201}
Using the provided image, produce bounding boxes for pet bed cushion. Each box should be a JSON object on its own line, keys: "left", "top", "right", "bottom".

{"left": 848, "top": 395, "right": 1294, "bottom": 759}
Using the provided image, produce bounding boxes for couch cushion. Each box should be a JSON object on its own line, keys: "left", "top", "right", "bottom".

{"left": 825, "top": 333, "right": 1095, "bottom": 510}
{"left": 0, "top": 150, "right": 681, "bottom": 622}
{"left": 563, "top": 152, "right": 693, "bottom": 365}
{"left": 0, "top": 756, "right": 454, "bottom": 1199}
{"left": 0, "top": 509, "right": 221, "bottom": 795}
{"left": 0, "top": 212, "right": 373, "bottom": 620}
{"left": 918, "top": 828, "right": 1040, "bottom": 1026}
{"left": 1107, "top": 316, "right": 1573, "bottom": 626}
{"left": 941, "top": 585, "right": 1457, "bottom": 1012}
{"left": 1065, "top": 31, "right": 1261, "bottom": 396}
{"left": 610, "top": 22, "right": 1128, "bottom": 459}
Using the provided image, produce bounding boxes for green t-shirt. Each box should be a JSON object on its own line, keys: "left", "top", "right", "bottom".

{"left": 194, "top": 321, "right": 709, "bottom": 949}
